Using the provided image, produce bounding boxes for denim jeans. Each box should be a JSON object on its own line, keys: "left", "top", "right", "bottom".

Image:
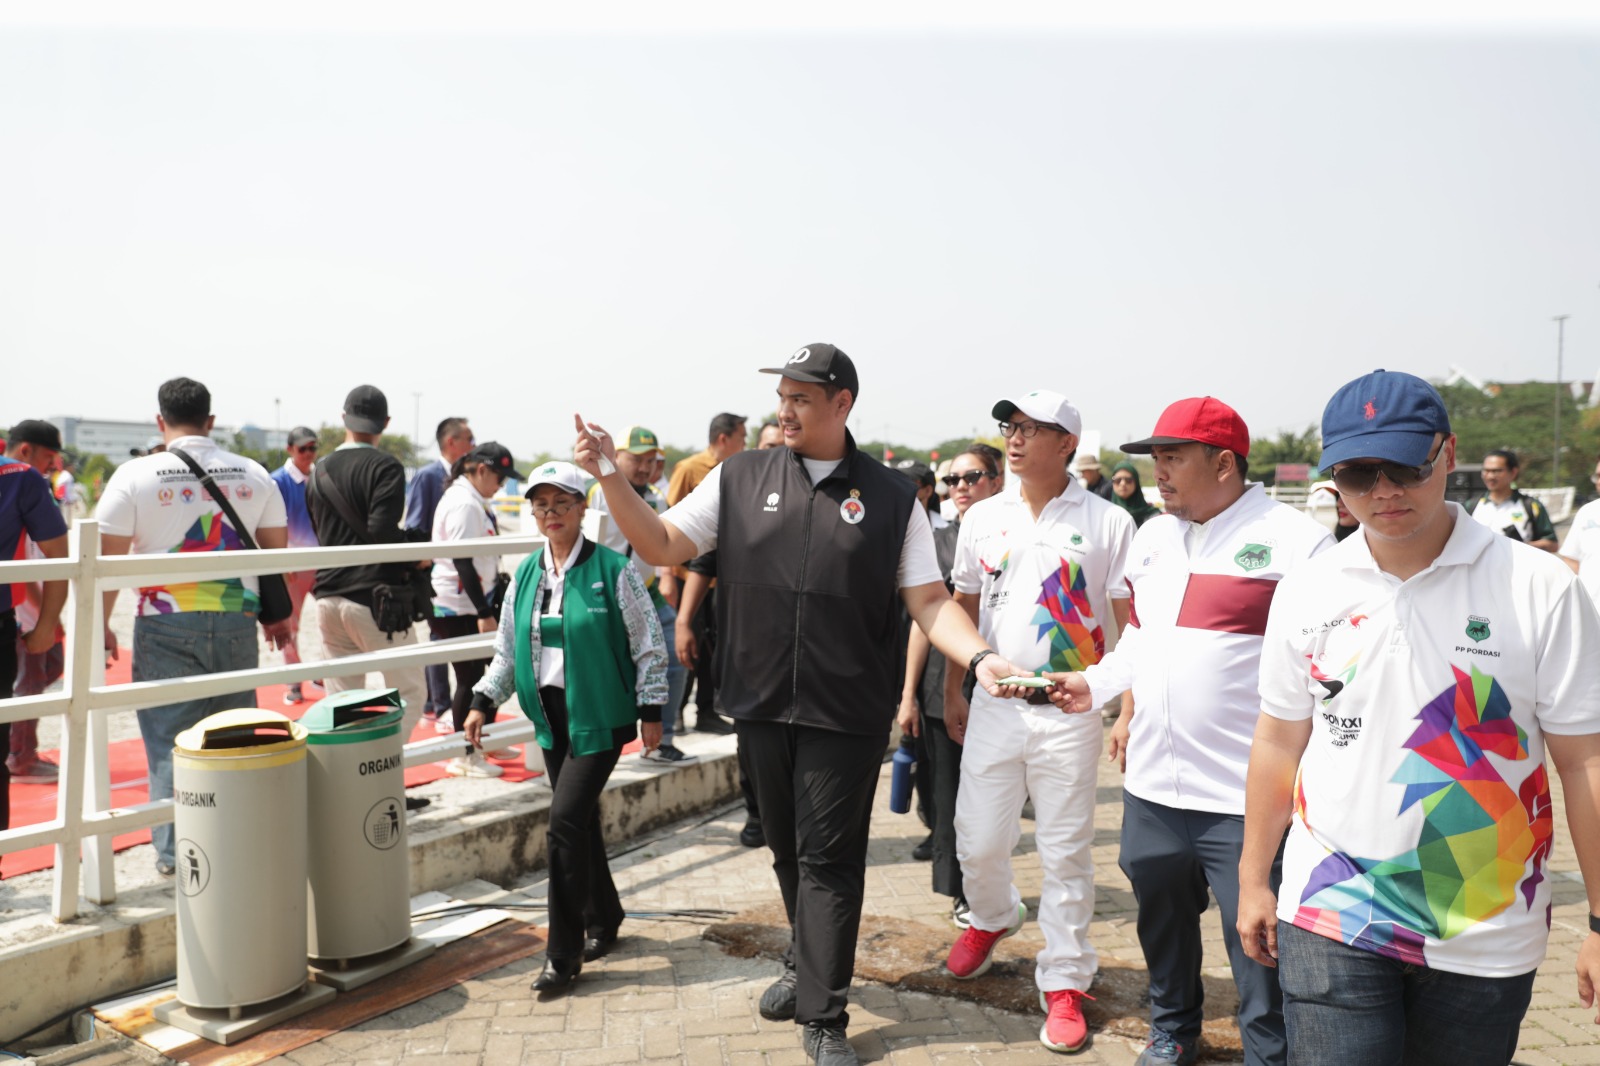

{"left": 656, "top": 601, "right": 687, "bottom": 744}
{"left": 1276, "top": 920, "right": 1535, "bottom": 1066}
{"left": 132, "top": 612, "right": 260, "bottom": 867}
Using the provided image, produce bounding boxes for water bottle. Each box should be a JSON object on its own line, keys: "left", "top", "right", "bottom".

{"left": 889, "top": 736, "right": 916, "bottom": 814}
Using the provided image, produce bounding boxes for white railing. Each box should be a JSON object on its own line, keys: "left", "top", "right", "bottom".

{"left": 0, "top": 520, "right": 543, "bottom": 921}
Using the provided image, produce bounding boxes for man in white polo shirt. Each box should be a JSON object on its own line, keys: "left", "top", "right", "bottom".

{"left": 1468, "top": 448, "right": 1558, "bottom": 551}
{"left": 97, "top": 377, "right": 290, "bottom": 877}
{"left": 942, "top": 390, "right": 1134, "bottom": 1055}
{"left": 1050, "top": 397, "right": 1332, "bottom": 1066}
{"left": 1560, "top": 453, "right": 1600, "bottom": 609}
{"left": 1239, "top": 370, "right": 1600, "bottom": 1064}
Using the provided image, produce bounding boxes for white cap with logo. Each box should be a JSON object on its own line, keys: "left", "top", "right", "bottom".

{"left": 991, "top": 390, "right": 1082, "bottom": 436}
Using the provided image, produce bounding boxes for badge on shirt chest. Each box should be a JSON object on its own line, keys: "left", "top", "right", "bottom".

{"left": 840, "top": 489, "right": 865, "bottom": 525}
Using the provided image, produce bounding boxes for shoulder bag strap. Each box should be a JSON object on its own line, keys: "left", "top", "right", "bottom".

{"left": 310, "top": 461, "right": 375, "bottom": 545}
{"left": 168, "top": 447, "right": 260, "bottom": 551}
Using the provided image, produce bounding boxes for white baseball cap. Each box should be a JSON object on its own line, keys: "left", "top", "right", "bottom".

{"left": 992, "top": 390, "right": 1082, "bottom": 437}
{"left": 523, "top": 460, "right": 589, "bottom": 498}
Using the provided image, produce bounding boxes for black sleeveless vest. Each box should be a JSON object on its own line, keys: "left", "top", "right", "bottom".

{"left": 714, "top": 433, "right": 916, "bottom": 736}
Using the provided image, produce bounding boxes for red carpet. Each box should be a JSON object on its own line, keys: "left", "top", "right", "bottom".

{"left": 2, "top": 657, "right": 574, "bottom": 879}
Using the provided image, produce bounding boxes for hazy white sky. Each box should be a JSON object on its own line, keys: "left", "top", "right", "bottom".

{"left": 4, "top": 5, "right": 1599, "bottom": 461}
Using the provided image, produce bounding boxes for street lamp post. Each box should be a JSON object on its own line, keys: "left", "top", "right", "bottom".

{"left": 1554, "top": 315, "right": 1569, "bottom": 490}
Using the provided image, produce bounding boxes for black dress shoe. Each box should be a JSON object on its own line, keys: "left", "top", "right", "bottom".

{"left": 404, "top": 795, "right": 431, "bottom": 811}
{"left": 583, "top": 930, "right": 619, "bottom": 962}
{"left": 911, "top": 834, "right": 934, "bottom": 862}
{"left": 697, "top": 714, "right": 736, "bottom": 735}
{"left": 533, "top": 955, "right": 582, "bottom": 992}
{"left": 739, "top": 820, "right": 766, "bottom": 848}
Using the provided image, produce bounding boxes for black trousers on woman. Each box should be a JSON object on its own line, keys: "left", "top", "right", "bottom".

{"left": 539, "top": 685, "right": 628, "bottom": 963}
{"left": 429, "top": 614, "right": 492, "bottom": 733}
{"left": 920, "top": 711, "right": 964, "bottom": 901}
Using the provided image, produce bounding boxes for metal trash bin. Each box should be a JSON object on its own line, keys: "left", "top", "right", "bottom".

{"left": 172, "top": 709, "right": 309, "bottom": 1011}
{"left": 300, "top": 688, "right": 411, "bottom": 962}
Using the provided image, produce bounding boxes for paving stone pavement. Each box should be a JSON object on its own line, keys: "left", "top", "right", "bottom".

{"left": 240, "top": 717, "right": 1595, "bottom": 1066}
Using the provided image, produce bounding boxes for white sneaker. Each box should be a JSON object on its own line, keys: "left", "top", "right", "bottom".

{"left": 446, "top": 753, "right": 503, "bottom": 778}
{"left": 435, "top": 716, "right": 455, "bottom": 735}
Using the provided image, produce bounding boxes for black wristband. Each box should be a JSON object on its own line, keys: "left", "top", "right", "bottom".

{"left": 1590, "top": 913, "right": 1600, "bottom": 935}
{"left": 968, "top": 648, "right": 998, "bottom": 674}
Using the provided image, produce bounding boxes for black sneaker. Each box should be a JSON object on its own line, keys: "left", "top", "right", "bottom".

{"left": 739, "top": 820, "right": 766, "bottom": 848}
{"left": 912, "top": 833, "right": 934, "bottom": 861}
{"left": 758, "top": 968, "right": 798, "bottom": 1020}
{"left": 641, "top": 743, "right": 698, "bottom": 765}
{"left": 802, "top": 1023, "right": 859, "bottom": 1066}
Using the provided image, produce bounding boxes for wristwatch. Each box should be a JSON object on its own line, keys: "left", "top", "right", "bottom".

{"left": 1590, "top": 913, "right": 1600, "bottom": 935}
{"left": 968, "top": 648, "right": 997, "bottom": 674}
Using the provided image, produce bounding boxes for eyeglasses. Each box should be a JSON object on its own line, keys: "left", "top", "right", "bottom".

{"left": 998, "top": 420, "right": 1064, "bottom": 439}
{"left": 1330, "top": 442, "right": 1444, "bottom": 498}
{"left": 530, "top": 500, "right": 578, "bottom": 519}
{"left": 940, "top": 471, "right": 992, "bottom": 488}
{"left": 294, "top": 444, "right": 318, "bottom": 454}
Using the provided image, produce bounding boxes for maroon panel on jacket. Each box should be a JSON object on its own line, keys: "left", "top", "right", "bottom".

{"left": 1174, "top": 572, "right": 1278, "bottom": 636}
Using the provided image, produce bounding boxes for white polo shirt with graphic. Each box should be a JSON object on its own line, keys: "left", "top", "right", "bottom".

{"left": 96, "top": 435, "right": 287, "bottom": 617}
{"left": 951, "top": 479, "right": 1134, "bottom": 693}
{"left": 1260, "top": 507, "right": 1600, "bottom": 977}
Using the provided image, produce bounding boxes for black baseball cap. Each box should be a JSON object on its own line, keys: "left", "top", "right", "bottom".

{"left": 760, "top": 342, "right": 860, "bottom": 399}
{"left": 467, "top": 441, "right": 525, "bottom": 481}
{"left": 342, "top": 385, "right": 389, "bottom": 434}
{"left": 894, "top": 459, "right": 935, "bottom": 487}
{"left": 286, "top": 426, "right": 318, "bottom": 448}
{"left": 8, "top": 419, "right": 62, "bottom": 452}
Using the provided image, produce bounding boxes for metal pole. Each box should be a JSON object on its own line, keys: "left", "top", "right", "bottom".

{"left": 1554, "top": 315, "right": 1569, "bottom": 489}
{"left": 412, "top": 392, "right": 422, "bottom": 469}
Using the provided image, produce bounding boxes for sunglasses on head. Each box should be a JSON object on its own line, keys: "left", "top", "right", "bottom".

{"left": 940, "top": 471, "right": 991, "bottom": 488}
{"left": 1330, "top": 441, "right": 1443, "bottom": 498}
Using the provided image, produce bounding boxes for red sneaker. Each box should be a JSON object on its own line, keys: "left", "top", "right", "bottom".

{"left": 1039, "top": 988, "right": 1093, "bottom": 1053}
{"left": 945, "top": 902, "right": 1026, "bottom": 979}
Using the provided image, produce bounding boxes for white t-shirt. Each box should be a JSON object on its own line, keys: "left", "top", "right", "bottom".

{"left": 430, "top": 477, "right": 500, "bottom": 617}
{"left": 537, "top": 536, "right": 586, "bottom": 689}
{"left": 1260, "top": 507, "right": 1600, "bottom": 977}
{"left": 951, "top": 480, "right": 1133, "bottom": 679}
{"left": 97, "top": 435, "right": 287, "bottom": 617}
{"left": 1559, "top": 497, "right": 1600, "bottom": 608}
{"left": 660, "top": 461, "right": 942, "bottom": 588}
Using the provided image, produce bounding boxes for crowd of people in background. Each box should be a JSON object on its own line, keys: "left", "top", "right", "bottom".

{"left": 5, "top": 352, "right": 1600, "bottom": 1066}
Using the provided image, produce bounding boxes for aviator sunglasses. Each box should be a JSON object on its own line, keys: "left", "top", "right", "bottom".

{"left": 1330, "top": 441, "right": 1443, "bottom": 498}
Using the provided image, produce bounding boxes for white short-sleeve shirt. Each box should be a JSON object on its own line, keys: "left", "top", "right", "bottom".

{"left": 1259, "top": 507, "right": 1600, "bottom": 977}
{"left": 96, "top": 435, "right": 287, "bottom": 617}
{"left": 950, "top": 479, "right": 1133, "bottom": 674}
{"left": 1559, "top": 497, "right": 1600, "bottom": 608}
{"left": 660, "top": 461, "right": 941, "bottom": 588}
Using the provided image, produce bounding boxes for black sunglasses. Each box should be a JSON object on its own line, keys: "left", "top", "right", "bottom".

{"left": 941, "top": 471, "right": 992, "bottom": 488}
{"left": 294, "top": 444, "right": 318, "bottom": 454}
{"left": 1331, "top": 441, "right": 1443, "bottom": 498}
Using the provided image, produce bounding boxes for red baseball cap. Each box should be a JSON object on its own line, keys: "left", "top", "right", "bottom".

{"left": 1120, "top": 396, "right": 1251, "bottom": 457}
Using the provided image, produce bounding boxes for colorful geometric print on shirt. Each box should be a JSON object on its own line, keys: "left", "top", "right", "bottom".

{"left": 137, "top": 512, "right": 261, "bottom": 616}
{"left": 1034, "top": 555, "right": 1104, "bottom": 671}
{"left": 1292, "top": 663, "right": 1553, "bottom": 966}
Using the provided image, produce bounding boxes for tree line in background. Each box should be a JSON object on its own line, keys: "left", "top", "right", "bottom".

{"left": 11, "top": 380, "right": 1599, "bottom": 507}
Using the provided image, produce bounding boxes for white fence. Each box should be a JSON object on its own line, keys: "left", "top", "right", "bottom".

{"left": 0, "top": 520, "right": 544, "bottom": 921}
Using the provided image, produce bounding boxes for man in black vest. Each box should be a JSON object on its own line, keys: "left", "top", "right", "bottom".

{"left": 575, "top": 343, "right": 1028, "bottom": 1066}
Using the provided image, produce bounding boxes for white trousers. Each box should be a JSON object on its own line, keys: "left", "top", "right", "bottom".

{"left": 315, "top": 595, "right": 427, "bottom": 741}
{"left": 954, "top": 694, "right": 1100, "bottom": 992}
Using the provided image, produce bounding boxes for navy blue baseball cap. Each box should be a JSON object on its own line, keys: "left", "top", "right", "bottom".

{"left": 1318, "top": 370, "right": 1450, "bottom": 472}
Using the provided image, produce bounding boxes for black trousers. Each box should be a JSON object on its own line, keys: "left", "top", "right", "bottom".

{"left": 539, "top": 685, "right": 627, "bottom": 963}
{"left": 429, "top": 615, "right": 491, "bottom": 732}
{"left": 682, "top": 588, "right": 720, "bottom": 723}
{"left": 0, "top": 610, "right": 15, "bottom": 842}
{"left": 1120, "top": 790, "right": 1287, "bottom": 1066}
{"left": 920, "top": 712, "right": 963, "bottom": 901}
{"left": 737, "top": 718, "right": 886, "bottom": 1028}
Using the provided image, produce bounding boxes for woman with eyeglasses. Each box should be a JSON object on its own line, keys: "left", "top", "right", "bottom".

{"left": 896, "top": 444, "right": 1002, "bottom": 929}
{"left": 431, "top": 442, "right": 522, "bottom": 778}
{"left": 465, "top": 460, "right": 667, "bottom": 995}
{"left": 1108, "top": 462, "right": 1161, "bottom": 528}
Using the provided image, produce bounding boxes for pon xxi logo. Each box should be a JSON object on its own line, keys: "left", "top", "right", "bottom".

{"left": 1234, "top": 543, "right": 1272, "bottom": 572}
